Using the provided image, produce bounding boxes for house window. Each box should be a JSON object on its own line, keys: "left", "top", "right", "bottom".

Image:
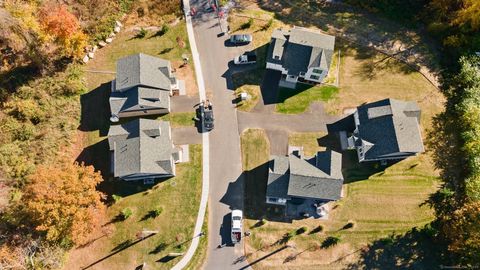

{"left": 274, "top": 55, "right": 280, "bottom": 60}
{"left": 313, "top": 68, "right": 322, "bottom": 74}
{"left": 310, "top": 74, "right": 320, "bottom": 80}
{"left": 299, "top": 72, "right": 305, "bottom": 77}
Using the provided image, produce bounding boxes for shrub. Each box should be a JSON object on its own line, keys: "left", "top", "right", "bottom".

{"left": 136, "top": 27, "right": 148, "bottom": 39}
{"left": 342, "top": 221, "right": 355, "bottom": 230}
{"left": 296, "top": 226, "right": 308, "bottom": 235}
{"left": 112, "top": 194, "right": 122, "bottom": 203}
{"left": 240, "top": 18, "right": 254, "bottom": 30}
{"left": 262, "top": 18, "right": 273, "bottom": 31}
{"left": 309, "top": 225, "right": 324, "bottom": 234}
{"left": 157, "top": 24, "right": 169, "bottom": 36}
{"left": 152, "top": 206, "right": 163, "bottom": 217}
{"left": 121, "top": 208, "right": 133, "bottom": 220}
{"left": 321, "top": 236, "right": 340, "bottom": 248}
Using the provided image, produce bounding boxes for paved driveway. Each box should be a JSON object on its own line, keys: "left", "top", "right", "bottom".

{"left": 190, "top": 1, "right": 250, "bottom": 269}
{"left": 238, "top": 102, "right": 341, "bottom": 155}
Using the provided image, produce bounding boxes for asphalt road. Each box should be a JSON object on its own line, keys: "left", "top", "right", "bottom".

{"left": 190, "top": 1, "right": 252, "bottom": 269}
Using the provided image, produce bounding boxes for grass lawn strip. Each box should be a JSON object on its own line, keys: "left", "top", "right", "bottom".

{"left": 159, "top": 112, "right": 196, "bottom": 127}
{"left": 276, "top": 84, "right": 339, "bottom": 114}
{"left": 241, "top": 130, "right": 439, "bottom": 268}
{"left": 64, "top": 145, "right": 202, "bottom": 269}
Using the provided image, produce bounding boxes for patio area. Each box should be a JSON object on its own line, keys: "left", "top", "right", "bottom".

{"left": 285, "top": 198, "right": 331, "bottom": 220}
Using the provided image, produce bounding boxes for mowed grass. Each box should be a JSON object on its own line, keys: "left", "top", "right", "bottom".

{"left": 241, "top": 130, "right": 439, "bottom": 269}
{"left": 276, "top": 85, "right": 339, "bottom": 114}
{"left": 159, "top": 112, "right": 196, "bottom": 127}
{"left": 327, "top": 43, "right": 444, "bottom": 131}
{"left": 64, "top": 145, "right": 202, "bottom": 270}
{"left": 241, "top": 129, "right": 270, "bottom": 171}
{"left": 288, "top": 132, "right": 327, "bottom": 157}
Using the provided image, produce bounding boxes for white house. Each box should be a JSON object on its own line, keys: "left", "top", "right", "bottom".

{"left": 265, "top": 27, "right": 335, "bottom": 88}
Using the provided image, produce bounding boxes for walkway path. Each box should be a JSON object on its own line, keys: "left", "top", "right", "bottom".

{"left": 170, "top": 0, "right": 209, "bottom": 268}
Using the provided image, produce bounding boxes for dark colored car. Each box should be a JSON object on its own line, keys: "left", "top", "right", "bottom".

{"left": 229, "top": 34, "right": 252, "bottom": 45}
{"left": 199, "top": 102, "right": 214, "bottom": 131}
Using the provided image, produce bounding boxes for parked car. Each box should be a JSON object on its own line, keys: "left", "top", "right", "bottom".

{"left": 199, "top": 100, "right": 214, "bottom": 131}
{"left": 229, "top": 34, "right": 252, "bottom": 45}
{"left": 231, "top": 209, "right": 243, "bottom": 244}
{"left": 233, "top": 52, "right": 257, "bottom": 65}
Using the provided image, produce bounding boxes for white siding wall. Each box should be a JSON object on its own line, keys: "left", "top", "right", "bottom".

{"left": 266, "top": 62, "right": 288, "bottom": 74}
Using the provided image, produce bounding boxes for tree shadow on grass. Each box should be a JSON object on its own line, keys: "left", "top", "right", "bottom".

{"left": 345, "top": 226, "right": 447, "bottom": 270}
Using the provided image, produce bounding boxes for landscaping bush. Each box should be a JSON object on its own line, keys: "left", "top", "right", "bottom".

{"left": 121, "top": 208, "right": 133, "bottom": 220}
{"left": 309, "top": 225, "right": 324, "bottom": 234}
{"left": 342, "top": 221, "right": 355, "bottom": 230}
{"left": 321, "top": 236, "right": 341, "bottom": 248}
{"left": 240, "top": 18, "right": 254, "bottom": 30}
{"left": 112, "top": 194, "right": 122, "bottom": 203}
{"left": 136, "top": 27, "right": 148, "bottom": 39}
{"left": 152, "top": 206, "right": 163, "bottom": 217}
{"left": 262, "top": 18, "right": 273, "bottom": 31}
{"left": 157, "top": 24, "right": 170, "bottom": 36}
{"left": 296, "top": 226, "right": 308, "bottom": 235}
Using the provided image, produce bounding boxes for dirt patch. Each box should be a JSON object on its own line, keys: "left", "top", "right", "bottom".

{"left": 173, "top": 60, "right": 198, "bottom": 96}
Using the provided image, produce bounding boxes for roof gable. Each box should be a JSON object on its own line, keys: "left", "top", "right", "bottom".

{"left": 115, "top": 53, "right": 173, "bottom": 92}
{"left": 107, "top": 119, "right": 174, "bottom": 178}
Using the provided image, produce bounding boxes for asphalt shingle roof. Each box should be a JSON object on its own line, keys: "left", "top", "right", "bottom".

{"left": 115, "top": 53, "right": 173, "bottom": 92}
{"left": 355, "top": 98, "right": 424, "bottom": 160}
{"left": 109, "top": 87, "right": 170, "bottom": 116}
{"left": 108, "top": 119, "right": 174, "bottom": 179}
{"left": 267, "top": 27, "right": 335, "bottom": 75}
{"left": 266, "top": 151, "right": 343, "bottom": 201}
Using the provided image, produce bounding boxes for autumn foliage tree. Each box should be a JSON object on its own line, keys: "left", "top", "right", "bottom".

{"left": 39, "top": 3, "right": 87, "bottom": 59}
{"left": 23, "top": 162, "right": 105, "bottom": 246}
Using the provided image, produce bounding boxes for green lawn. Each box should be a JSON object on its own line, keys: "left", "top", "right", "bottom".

{"left": 288, "top": 132, "right": 327, "bottom": 157}
{"left": 276, "top": 84, "right": 339, "bottom": 114}
{"left": 159, "top": 112, "right": 196, "bottom": 127}
{"left": 64, "top": 145, "right": 202, "bottom": 269}
{"left": 241, "top": 130, "right": 439, "bottom": 269}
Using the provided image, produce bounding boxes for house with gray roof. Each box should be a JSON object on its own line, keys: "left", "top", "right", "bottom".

{"left": 109, "top": 53, "right": 177, "bottom": 120}
{"left": 346, "top": 98, "right": 424, "bottom": 162}
{"left": 266, "top": 150, "right": 343, "bottom": 206}
{"left": 107, "top": 118, "right": 177, "bottom": 181}
{"left": 266, "top": 27, "right": 335, "bottom": 88}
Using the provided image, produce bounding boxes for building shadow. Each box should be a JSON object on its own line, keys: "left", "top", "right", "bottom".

{"left": 241, "top": 161, "right": 288, "bottom": 223}
{"left": 79, "top": 81, "right": 111, "bottom": 136}
{"left": 221, "top": 43, "right": 269, "bottom": 91}
{"left": 76, "top": 139, "right": 109, "bottom": 178}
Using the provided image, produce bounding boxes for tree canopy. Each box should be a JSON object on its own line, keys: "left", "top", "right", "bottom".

{"left": 24, "top": 162, "right": 105, "bottom": 246}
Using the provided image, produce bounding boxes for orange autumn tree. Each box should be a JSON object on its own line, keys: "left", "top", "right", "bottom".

{"left": 38, "top": 3, "right": 87, "bottom": 59}
{"left": 24, "top": 162, "right": 105, "bottom": 246}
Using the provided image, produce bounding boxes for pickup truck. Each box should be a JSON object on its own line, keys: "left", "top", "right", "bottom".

{"left": 234, "top": 53, "right": 257, "bottom": 65}
{"left": 199, "top": 100, "right": 214, "bottom": 132}
{"left": 231, "top": 210, "right": 243, "bottom": 244}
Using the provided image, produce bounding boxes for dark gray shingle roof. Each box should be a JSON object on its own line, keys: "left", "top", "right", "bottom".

{"left": 356, "top": 99, "right": 424, "bottom": 160}
{"left": 109, "top": 87, "right": 170, "bottom": 116}
{"left": 115, "top": 53, "right": 173, "bottom": 92}
{"left": 108, "top": 119, "right": 174, "bottom": 179}
{"left": 266, "top": 151, "right": 343, "bottom": 201}
{"left": 267, "top": 27, "right": 335, "bottom": 75}
{"left": 266, "top": 156, "right": 290, "bottom": 198}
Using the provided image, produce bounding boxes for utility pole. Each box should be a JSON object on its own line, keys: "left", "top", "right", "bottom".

{"left": 214, "top": 0, "right": 224, "bottom": 34}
